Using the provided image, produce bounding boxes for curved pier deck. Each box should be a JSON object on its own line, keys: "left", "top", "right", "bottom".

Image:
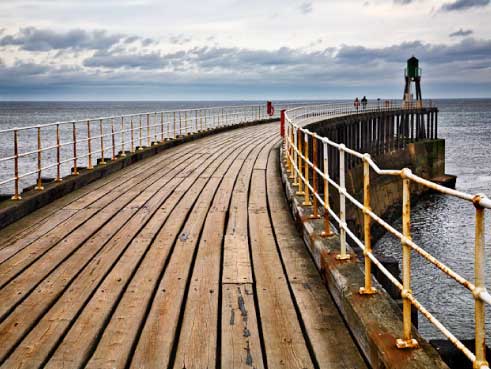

{"left": 0, "top": 121, "right": 366, "bottom": 369}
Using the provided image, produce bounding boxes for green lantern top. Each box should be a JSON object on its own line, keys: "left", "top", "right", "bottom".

{"left": 405, "top": 56, "right": 422, "bottom": 79}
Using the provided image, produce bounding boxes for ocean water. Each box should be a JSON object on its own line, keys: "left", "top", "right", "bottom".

{"left": 374, "top": 99, "right": 491, "bottom": 340}
{"left": 0, "top": 99, "right": 490, "bottom": 342}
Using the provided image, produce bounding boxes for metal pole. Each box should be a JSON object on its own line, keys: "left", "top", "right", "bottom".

{"left": 296, "top": 130, "right": 304, "bottom": 195}
{"left": 72, "top": 122, "right": 79, "bottom": 175}
{"left": 336, "top": 144, "right": 350, "bottom": 260}
{"left": 473, "top": 196, "right": 488, "bottom": 369}
{"left": 303, "top": 132, "right": 312, "bottom": 206}
{"left": 396, "top": 170, "right": 418, "bottom": 349}
{"left": 293, "top": 128, "right": 298, "bottom": 187}
{"left": 111, "top": 119, "right": 116, "bottom": 160}
{"left": 130, "top": 118, "right": 135, "bottom": 153}
{"left": 138, "top": 115, "right": 143, "bottom": 150}
{"left": 88, "top": 120, "right": 95, "bottom": 164}
{"left": 120, "top": 117, "right": 126, "bottom": 157}
{"left": 99, "top": 119, "right": 106, "bottom": 164}
{"left": 55, "top": 124, "right": 62, "bottom": 182}
{"left": 321, "top": 140, "right": 333, "bottom": 237}
{"left": 147, "top": 113, "right": 151, "bottom": 146}
{"left": 173, "top": 111, "right": 176, "bottom": 138}
{"left": 34, "top": 126, "right": 43, "bottom": 190}
{"left": 161, "top": 112, "right": 164, "bottom": 141}
{"left": 311, "top": 134, "right": 320, "bottom": 218}
{"left": 11, "top": 129, "right": 21, "bottom": 200}
{"left": 360, "top": 155, "right": 376, "bottom": 294}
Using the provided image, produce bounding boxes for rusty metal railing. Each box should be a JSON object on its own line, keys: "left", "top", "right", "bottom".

{"left": 0, "top": 104, "right": 285, "bottom": 198}
{"left": 284, "top": 101, "right": 491, "bottom": 369}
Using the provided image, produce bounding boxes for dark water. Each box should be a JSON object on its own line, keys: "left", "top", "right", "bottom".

{"left": 0, "top": 99, "right": 490, "bottom": 341}
{"left": 375, "top": 99, "right": 491, "bottom": 340}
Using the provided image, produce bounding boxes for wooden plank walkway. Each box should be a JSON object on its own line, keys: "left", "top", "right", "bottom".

{"left": 0, "top": 121, "right": 368, "bottom": 369}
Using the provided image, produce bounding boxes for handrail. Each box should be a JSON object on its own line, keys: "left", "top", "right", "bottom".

{"left": 283, "top": 101, "right": 490, "bottom": 369}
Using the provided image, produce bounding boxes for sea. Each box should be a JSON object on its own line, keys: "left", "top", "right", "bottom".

{"left": 0, "top": 99, "right": 490, "bottom": 341}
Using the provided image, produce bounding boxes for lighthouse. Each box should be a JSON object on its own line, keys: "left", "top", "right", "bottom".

{"left": 403, "top": 56, "right": 423, "bottom": 108}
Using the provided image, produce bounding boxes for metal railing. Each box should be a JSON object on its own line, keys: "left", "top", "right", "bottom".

{"left": 284, "top": 101, "right": 491, "bottom": 369}
{"left": 0, "top": 104, "right": 289, "bottom": 198}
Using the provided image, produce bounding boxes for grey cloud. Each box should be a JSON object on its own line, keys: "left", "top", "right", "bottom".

{"left": 83, "top": 50, "right": 164, "bottom": 69}
{"left": 441, "top": 0, "right": 490, "bottom": 11}
{"left": 169, "top": 34, "right": 192, "bottom": 45}
{"left": 0, "top": 27, "right": 155, "bottom": 51}
{"left": 299, "top": 1, "right": 313, "bottom": 14}
{"left": 394, "top": 0, "right": 414, "bottom": 4}
{"left": 449, "top": 28, "right": 473, "bottom": 37}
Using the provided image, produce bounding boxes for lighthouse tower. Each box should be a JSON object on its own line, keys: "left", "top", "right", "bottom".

{"left": 403, "top": 56, "right": 422, "bottom": 108}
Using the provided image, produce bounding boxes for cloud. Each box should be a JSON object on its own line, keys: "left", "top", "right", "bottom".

{"left": 394, "top": 0, "right": 414, "bottom": 4}
{"left": 449, "top": 28, "right": 474, "bottom": 37}
{"left": 299, "top": 1, "right": 313, "bottom": 14}
{"left": 440, "top": 0, "right": 490, "bottom": 11}
{"left": 83, "top": 50, "right": 164, "bottom": 69}
{"left": 0, "top": 27, "right": 155, "bottom": 51}
{"left": 169, "top": 34, "right": 192, "bottom": 45}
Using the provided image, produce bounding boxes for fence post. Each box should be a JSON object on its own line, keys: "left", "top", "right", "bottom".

{"left": 120, "top": 117, "right": 126, "bottom": 157}
{"left": 55, "top": 124, "right": 62, "bottom": 182}
{"left": 72, "top": 122, "right": 79, "bottom": 175}
{"left": 34, "top": 126, "right": 44, "bottom": 190}
{"left": 336, "top": 144, "right": 350, "bottom": 260}
{"left": 87, "top": 120, "right": 93, "bottom": 169}
{"left": 146, "top": 113, "right": 151, "bottom": 146}
{"left": 473, "top": 195, "right": 488, "bottom": 369}
{"left": 321, "top": 140, "right": 333, "bottom": 237}
{"left": 293, "top": 128, "right": 299, "bottom": 187}
{"left": 396, "top": 169, "right": 418, "bottom": 348}
{"left": 99, "top": 119, "right": 106, "bottom": 164}
{"left": 161, "top": 112, "right": 164, "bottom": 141}
{"left": 359, "top": 154, "right": 377, "bottom": 294}
{"left": 130, "top": 118, "right": 135, "bottom": 153}
{"left": 311, "top": 134, "right": 320, "bottom": 218}
{"left": 111, "top": 119, "right": 116, "bottom": 160}
{"left": 11, "top": 129, "right": 21, "bottom": 200}
{"left": 296, "top": 130, "right": 305, "bottom": 195}
{"left": 303, "top": 131, "right": 312, "bottom": 206}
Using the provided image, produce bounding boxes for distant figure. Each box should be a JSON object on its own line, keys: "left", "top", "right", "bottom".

{"left": 361, "top": 96, "right": 367, "bottom": 110}
{"left": 354, "top": 97, "right": 360, "bottom": 111}
{"left": 377, "top": 98, "right": 381, "bottom": 109}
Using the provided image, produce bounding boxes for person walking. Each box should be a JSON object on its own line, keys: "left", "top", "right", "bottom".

{"left": 361, "top": 96, "right": 367, "bottom": 110}
{"left": 354, "top": 97, "right": 360, "bottom": 112}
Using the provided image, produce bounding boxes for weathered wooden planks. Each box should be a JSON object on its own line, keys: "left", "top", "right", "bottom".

{"left": 0, "top": 122, "right": 369, "bottom": 369}
{"left": 266, "top": 146, "right": 368, "bottom": 369}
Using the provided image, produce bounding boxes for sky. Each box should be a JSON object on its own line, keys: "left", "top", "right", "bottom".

{"left": 0, "top": 0, "right": 490, "bottom": 100}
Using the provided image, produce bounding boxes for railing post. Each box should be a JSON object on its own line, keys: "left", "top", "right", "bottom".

{"left": 321, "top": 140, "right": 333, "bottom": 237}
{"left": 130, "top": 118, "right": 135, "bottom": 153}
{"left": 293, "top": 128, "right": 299, "bottom": 187}
{"left": 34, "top": 126, "right": 44, "bottom": 191}
{"left": 11, "top": 129, "right": 21, "bottom": 200}
{"left": 473, "top": 195, "right": 488, "bottom": 369}
{"left": 185, "top": 111, "right": 188, "bottom": 135}
{"left": 311, "top": 134, "right": 320, "bottom": 218}
{"left": 296, "top": 130, "right": 305, "bottom": 195}
{"left": 87, "top": 120, "right": 94, "bottom": 169}
{"left": 173, "top": 111, "right": 177, "bottom": 138}
{"left": 55, "top": 124, "right": 62, "bottom": 182}
{"left": 397, "top": 169, "right": 418, "bottom": 349}
{"left": 111, "top": 118, "right": 116, "bottom": 160}
{"left": 99, "top": 119, "right": 106, "bottom": 164}
{"left": 138, "top": 115, "right": 144, "bottom": 150}
{"left": 161, "top": 112, "right": 164, "bottom": 141}
{"left": 303, "top": 131, "right": 312, "bottom": 206}
{"left": 359, "top": 154, "right": 377, "bottom": 294}
{"left": 72, "top": 122, "right": 79, "bottom": 175}
{"left": 336, "top": 144, "right": 350, "bottom": 260}
{"left": 146, "top": 113, "right": 151, "bottom": 146}
{"left": 120, "top": 117, "right": 126, "bottom": 157}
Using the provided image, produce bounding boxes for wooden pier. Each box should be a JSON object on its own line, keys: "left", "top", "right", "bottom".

{"left": 0, "top": 121, "right": 367, "bottom": 369}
